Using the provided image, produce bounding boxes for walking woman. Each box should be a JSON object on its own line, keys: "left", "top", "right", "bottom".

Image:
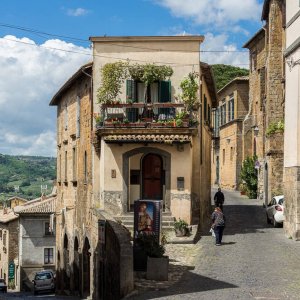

{"left": 211, "top": 207, "right": 226, "bottom": 246}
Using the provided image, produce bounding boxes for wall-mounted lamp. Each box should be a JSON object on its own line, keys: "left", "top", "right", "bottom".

{"left": 253, "top": 126, "right": 259, "bottom": 136}
{"left": 286, "top": 56, "right": 300, "bottom": 72}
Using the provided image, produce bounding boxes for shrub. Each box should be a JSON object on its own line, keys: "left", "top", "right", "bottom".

{"left": 240, "top": 156, "right": 258, "bottom": 199}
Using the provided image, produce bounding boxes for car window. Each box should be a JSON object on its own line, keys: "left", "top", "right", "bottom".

{"left": 35, "top": 273, "right": 52, "bottom": 280}
{"left": 278, "top": 198, "right": 284, "bottom": 205}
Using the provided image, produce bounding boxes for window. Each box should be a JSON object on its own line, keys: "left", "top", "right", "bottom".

{"left": 44, "top": 222, "right": 52, "bottom": 236}
{"left": 130, "top": 170, "right": 140, "bottom": 185}
{"left": 3, "top": 232, "right": 6, "bottom": 247}
{"left": 204, "top": 95, "right": 207, "bottom": 121}
{"left": 220, "top": 101, "right": 226, "bottom": 126}
{"left": 76, "top": 96, "right": 80, "bottom": 138}
{"left": 251, "top": 51, "right": 257, "bottom": 71}
{"left": 64, "top": 105, "right": 68, "bottom": 130}
{"left": 58, "top": 154, "right": 61, "bottom": 182}
{"left": 64, "top": 151, "right": 68, "bottom": 182}
{"left": 84, "top": 151, "right": 87, "bottom": 183}
{"left": 208, "top": 104, "right": 211, "bottom": 126}
{"left": 44, "top": 248, "right": 54, "bottom": 264}
{"left": 223, "top": 149, "right": 225, "bottom": 165}
{"left": 72, "top": 147, "right": 77, "bottom": 182}
{"left": 0, "top": 230, "right": 2, "bottom": 240}
{"left": 230, "top": 147, "right": 234, "bottom": 161}
{"left": 228, "top": 96, "right": 234, "bottom": 121}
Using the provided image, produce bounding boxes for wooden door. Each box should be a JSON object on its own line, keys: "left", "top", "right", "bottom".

{"left": 142, "top": 154, "right": 162, "bottom": 199}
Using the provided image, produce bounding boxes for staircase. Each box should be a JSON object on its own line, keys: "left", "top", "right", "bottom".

{"left": 115, "top": 211, "right": 175, "bottom": 233}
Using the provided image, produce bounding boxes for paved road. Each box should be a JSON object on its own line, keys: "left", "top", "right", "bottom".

{"left": 130, "top": 189, "right": 300, "bottom": 300}
{"left": 0, "top": 292, "right": 79, "bottom": 300}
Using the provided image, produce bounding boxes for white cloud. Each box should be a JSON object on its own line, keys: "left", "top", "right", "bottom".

{"left": 201, "top": 33, "right": 249, "bottom": 68}
{"left": 67, "top": 8, "right": 89, "bottom": 17}
{"left": 0, "top": 35, "right": 91, "bottom": 156}
{"left": 154, "top": 0, "right": 261, "bottom": 29}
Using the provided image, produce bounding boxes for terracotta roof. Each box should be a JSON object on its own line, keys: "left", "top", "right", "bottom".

{"left": 14, "top": 195, "right": 56, "bottom": 214}
{"left": 0, "top": 209, "right": 18, "bottom": 223}
{"left": 200, "top": 62, "right": 218, "bottom": 107}
{"left": 104, "top": 134, "right": 192, "bottom": 144}
{"left": 217, "top": 76, "right": 249, "bottom": 95}
{"left": 243, "top": 28, "right": 265, "bottom": 49}
{"left": 7, "top": 196, "right": 28, "bottom": 202}
{"left": 49, "top": 62, "right": 92, "bottom": 106}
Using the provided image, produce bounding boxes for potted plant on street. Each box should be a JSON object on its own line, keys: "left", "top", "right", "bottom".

{"left": 134, "top": 233, "right": 169, "bottom": 281}
{"left": 174, "top": 218, "right": 189, "bottom": 237}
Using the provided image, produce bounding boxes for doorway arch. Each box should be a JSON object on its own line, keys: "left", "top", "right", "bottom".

{"left": 82, "top": 237, "right": 91, "bottom": 297}
{"left": 63, "top": 234, "right": 70, "bottom": 290}
{"left": 73, "top": 237, "right": 80, "bottom": 295}
{"left": 123, "top": 147, "right": 171, "bottom": 212}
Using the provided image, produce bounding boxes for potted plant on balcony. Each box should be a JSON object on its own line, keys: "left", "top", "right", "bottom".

{"left": 174, "top": 218, "right": 190, "bottom": 237}
{"left": 179, "top": 72, "right": 200, "bottom": 112}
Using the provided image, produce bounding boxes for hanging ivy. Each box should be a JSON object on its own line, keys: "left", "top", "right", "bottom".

{"left": 97, "top": 61, "right": 129, "bottom": 104}
{"left": 179, "top": 72, "right": 199, "bottom": 110}
{"left": 129, "top": 63, "right": 173, "bottom": 87}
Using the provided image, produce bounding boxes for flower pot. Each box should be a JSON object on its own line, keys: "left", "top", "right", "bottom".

{"left": 175, "top": 228, "right": 187, "bottom": 237}
{"left": 146, "top": 256, "right": 169, "bottom": 281}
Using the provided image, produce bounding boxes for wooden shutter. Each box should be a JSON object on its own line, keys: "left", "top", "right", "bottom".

{"left": 158, "top": 81, "right": 171, "bottom": 116}
{"left": 126, "top": 80, "right": 138, "bottom": 122}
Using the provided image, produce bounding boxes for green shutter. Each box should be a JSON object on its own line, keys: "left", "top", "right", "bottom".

{"left": 126, "top": 80, "right": 138, "bottom": 122}
{"left": 158, "top": 81, "right": 171, "bottom": 116}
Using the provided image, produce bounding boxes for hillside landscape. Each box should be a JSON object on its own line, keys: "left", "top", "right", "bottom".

{"left": 0, "top": 154, "right": 56, "bottom": 203}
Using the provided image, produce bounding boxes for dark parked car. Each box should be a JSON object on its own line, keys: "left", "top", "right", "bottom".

{"left": 0, "top": 279, "right": 7, "bottom": 293}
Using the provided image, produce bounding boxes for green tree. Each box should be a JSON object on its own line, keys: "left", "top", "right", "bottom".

{"left": 211, "top": 64, "right": 249, "bottom": 91}
{"left": 240, "top": 156, "right": 258, "bottom": 199}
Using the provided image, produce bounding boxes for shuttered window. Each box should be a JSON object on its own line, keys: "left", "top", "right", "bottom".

{"left": 158, "top": 81, "right": 171, "bottom": 116}
{"left": 126, "top": 80, "right": 138, "bottom": 122}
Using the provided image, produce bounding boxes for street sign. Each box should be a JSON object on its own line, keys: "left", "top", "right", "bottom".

{"left": 8, "top": 262, "right": 14, "bottom": 279}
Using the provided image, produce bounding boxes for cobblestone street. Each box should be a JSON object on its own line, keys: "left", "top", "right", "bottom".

{"left": 129, "top": 189, "right": 300, "bottom": 300}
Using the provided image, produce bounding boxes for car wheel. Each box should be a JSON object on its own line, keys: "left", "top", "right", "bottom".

{"left": 266, "top": 213, "right": 271, "bottom": 224}
{"left": 273, "top": 219, "right": 279, "bottom": 228}
{"left": 34, "top": 290, "right": 38, "bottom": 296}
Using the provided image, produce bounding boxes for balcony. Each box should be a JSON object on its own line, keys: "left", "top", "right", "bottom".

{"left": 95, "top": 102, "right": 198, "bottom": 145}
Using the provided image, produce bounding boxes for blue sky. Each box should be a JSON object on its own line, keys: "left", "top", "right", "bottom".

{"left": 0, "top": 0, "right": 264, "bottom": 156}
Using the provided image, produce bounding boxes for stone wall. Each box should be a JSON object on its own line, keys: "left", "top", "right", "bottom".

{"left": 284, "top": 167, "right": 300, "bottom": 240}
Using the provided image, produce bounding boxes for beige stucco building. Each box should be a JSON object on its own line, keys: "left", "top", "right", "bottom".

{"left": 91, "top": 36, "right": 217, "bottom": 226}
{"left": 243, "top": 0, "right": 285, "bottom": 203}
{"left": 284, "top": 1, "right": 300, "bottom": 240}
{"left": 211, "top": 77, "right": 249, "bottom": 190}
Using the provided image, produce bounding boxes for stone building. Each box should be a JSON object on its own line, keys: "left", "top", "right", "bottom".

{"left": 50, "top": 62, "right": 134, "bottom": 299}
{"left": 14, "top": 195, "right": 56, "bottom": 291}
{"left": 284, "top": 1, "right": 300, "bottom": 240}
{"left": 211, "top": 77, "right": 249, "bottom": 190}
{"left": 0, "top": 209, "right": 19, "bottom": 291}
{"left": 243, "top": 0, "right": 285, "bottom": 203}
{"left": 91, "top": 36, "right": 217, "bottom": 227}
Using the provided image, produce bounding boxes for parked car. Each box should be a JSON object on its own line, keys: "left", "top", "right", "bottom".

{"left": 0, "top": 279, "right": 7, "bottom": 293}
{"left": 264, "top": 195, "right": 284, "bottom": 227}
{"left": 32, "top": 270, "right": 55, "bottom": 295}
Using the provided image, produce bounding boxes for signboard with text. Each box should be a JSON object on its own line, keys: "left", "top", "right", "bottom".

{"left": 8, "top": 262, "right": 14, "bottom": 279}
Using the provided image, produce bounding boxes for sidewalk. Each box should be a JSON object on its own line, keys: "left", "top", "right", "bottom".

{"left": 128, "top": 227, "right": 202, "bottom": 298}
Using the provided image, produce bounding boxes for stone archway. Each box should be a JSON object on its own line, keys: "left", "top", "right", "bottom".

{"left": 73, "top": 237, "right": 80, "bottom": 296}
{"left": 82, "top": 237, "right": 91, "bottom": 297}
{"left": 63, "top": 234, "right": 70, "bottom": 291}
{"left": 123, "top": 147, "right": 171, "bottom": 212}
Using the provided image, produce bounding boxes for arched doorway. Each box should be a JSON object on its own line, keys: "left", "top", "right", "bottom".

{"left": 264, "top": 162, "right": 268, "bottom": 205}
{"left": 142, "top": 154, "right": 163, "bottom": 200}
{"left": 73, "top": 237, "right": 80, "bottom": 295}
{"left": 82, "top": 237, "right": 91, "bottom": 297}
{"left": 56, "top": 251, "right": 61, "bottom": 291}
{"left": 63, "top": 234, "right": 70, "bottom": 290}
